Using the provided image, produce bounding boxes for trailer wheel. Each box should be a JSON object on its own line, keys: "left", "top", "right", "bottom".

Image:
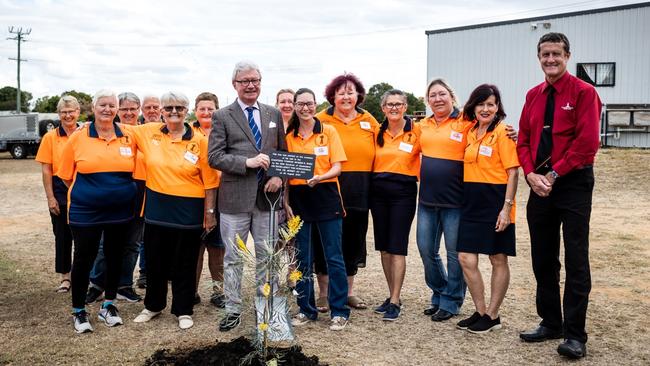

{"left": 9, "top": 144, "right": 27, "bottom": 159}
{"left": 39, "top": 120, "right": 58, "bottom": 137}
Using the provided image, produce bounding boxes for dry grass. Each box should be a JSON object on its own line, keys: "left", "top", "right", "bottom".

{"left": 0, "top": 148, "right": 649, "bottom": 365}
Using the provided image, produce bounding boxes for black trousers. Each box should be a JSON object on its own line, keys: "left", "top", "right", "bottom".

{"left": 527, "top": 167, "right": 594, "bottom": 343}
{"left": 50, "top": 205, "right": 73, "bottom": 274}
{"left": 143, "top": 223, "right": 202, "bottom": 317}
{"left": 70, "top": 222, "right": 129, "bottom": 309}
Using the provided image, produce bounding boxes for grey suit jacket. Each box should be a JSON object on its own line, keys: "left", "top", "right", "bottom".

{"left": 208, "top": 100, "right": 286, "bottom": 214}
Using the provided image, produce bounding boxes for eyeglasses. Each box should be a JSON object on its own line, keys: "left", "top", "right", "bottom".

{"left": 295, "top": 102, "right": 315, "bottom": 109}
{"left": 143, "top": 105, "right": 160, "bottom": 111}
{"left": 119, "top": 107, "right": 139, "bottom": 113}
{"left": 162, "top": 106, "right": 187, "bottom": 113}
{"left": 235, "top": 79, "right": 261, "bottom": 86}
{"left": 384, "top": 103, "right": 405, "bottom": 109}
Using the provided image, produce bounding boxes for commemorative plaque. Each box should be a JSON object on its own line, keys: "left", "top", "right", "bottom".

{"left": 268, "top": 151, "right": 315, "bottom": 179}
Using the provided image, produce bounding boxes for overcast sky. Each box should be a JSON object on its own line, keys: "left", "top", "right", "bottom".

{"left": 0, "top": 0, "right": 641, "bottom": 108}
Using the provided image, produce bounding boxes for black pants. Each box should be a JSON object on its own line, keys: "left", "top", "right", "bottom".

{"left": 527, "top": 167, "right": 594, "bottom": 343}
{"left": 50, "top": 205, "right": 73, "bottom": 274}
{"left": 70, "top": 222, "right": 129, "bottom": 309}
{"left": 143, "top": 223, "right": 202, "bottom": 316}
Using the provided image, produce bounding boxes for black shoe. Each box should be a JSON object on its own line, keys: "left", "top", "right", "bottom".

{"left": 116, "top": 287, "right": 142, "bottom": 302}
{"left": 219, "top": 313, "right": 241, "bottom": 332}
{"left": 194, "top": 293, "right": 201, "bottom": 305}
{"left": 85, "top": 286, "right": 104, "bottom": 304}
{"left": 423, "top": 305, "right": 439, "bottom": 316}
{"left": 431, "top": 309, "right": 454, "bottom": 322}
{"left": 210, "top": 292, "right": 226, "bottom": 308}
{"left": 557, "top": 339, "right": 587, "bottom": 359}
{"left": 467, "top": 314, "right": 501, "bottom": 334}
{"left": 519, "top": 325, "right": 563, "bottom": 343}
{"left": 136, "top": 274, "right": 147, "bottom": 289}
{"left": 456, "top": 312, "right": 483, "bottom": 330}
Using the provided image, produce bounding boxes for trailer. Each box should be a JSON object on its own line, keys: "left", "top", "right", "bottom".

{"left": 0, "top": 113, "right": 41, "bottom": 158}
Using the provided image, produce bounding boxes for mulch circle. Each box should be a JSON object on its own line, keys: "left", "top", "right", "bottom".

{"left": 145, "top": 336, "right": 326, "bottom": 366}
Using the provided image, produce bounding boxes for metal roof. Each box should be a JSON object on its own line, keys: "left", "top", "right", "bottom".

{"left": 425, "top": 1, "right": 650, "bottom": 35}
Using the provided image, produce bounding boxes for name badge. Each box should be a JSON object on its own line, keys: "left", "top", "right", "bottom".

{"left": 269, "top": 121, "right": 277, "bottom": 129}
{"left": 314, "top": 146, "right": 329, "bottom": 156}
{"left": 398, "top": 142, "right": 413, "bottom": 153}
{"left": 360, "top": 121, "right": 371, "bottom": 130}
{"left": 450, "top": 131, "right": 463, "bottom": 142}
{"left": 119, "top": 147, "right": 132, "bottom": 157}
{"left": 479, "top": 145, "right": 493, "bottom": 157}
{"left": 184, "top": 151, "right": 199, "bottom": 164}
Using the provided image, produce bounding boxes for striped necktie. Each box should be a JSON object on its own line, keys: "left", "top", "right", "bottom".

{"left": 246, "top": 106, "right": 264, "bottom": 182}
{"left": 246, "top": 107, "right": 262, "bottom": 149}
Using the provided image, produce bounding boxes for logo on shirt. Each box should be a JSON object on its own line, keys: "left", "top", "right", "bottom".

{"left": 561, "top": 103, "right": 574, "bottom": 111}
{"left": 152, "top": 134, "right": 162, "bottom": 146}
{"left": 316, "top": 134, "right": 329, "bottom": 147}
{"left": 120, "top": 135, "right": 131, "bottom": 145}
{"left": 186, "top": 141, "right": 200, "bottom": 155}
{"left": 402, "top": 132, "right": 416, "bottom": 144}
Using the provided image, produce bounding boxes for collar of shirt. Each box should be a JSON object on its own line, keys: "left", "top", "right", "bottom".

{"left": 236, "top": 98, "right": 261, "bottom": 131}
{"left": 88, "top": 122, "right": 124, "bottom": 139}
{"left": 160, "top": 122, "right": 193, "bottom": 141}
{"left": 545, "top": 71, "right": 570, "bottom": 94}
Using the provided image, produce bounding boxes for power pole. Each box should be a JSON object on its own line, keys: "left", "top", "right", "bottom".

{"left": 7, "top": 26, "right": 31, "bottom": 113}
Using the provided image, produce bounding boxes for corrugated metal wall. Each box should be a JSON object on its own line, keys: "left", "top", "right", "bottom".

{"left": 426, "top": 4, "right": 650, "bottom": 137}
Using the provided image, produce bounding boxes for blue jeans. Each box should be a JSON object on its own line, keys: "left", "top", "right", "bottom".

{"left": 416, "top": 205, "right": 466, "bottom": 314}
{"left": 295, "top": 218, "right": 350, "bottom": 320}
{"left": 89, "top": 219, "right": 143, "bottom": 289}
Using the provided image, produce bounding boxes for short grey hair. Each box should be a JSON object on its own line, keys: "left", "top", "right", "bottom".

{"left": 57, "top": 95, "right": 80, "bottom": 112}
{"left": 141, "top": 94, "right": 160, "bottom": 104}
{"left": 92, "top": 89, "right": 117, "bottom": 107}
{"left": 381, "top": 89, "right": 407, "bottom": 106}
{"left": 160, "top": 92, "right": 190, "bottom": 107}
{"left": 231, "top": 60, "right": 261, "bottom": 81}
{"left": 118, "top": 92, "right": 141, "bottom": 107}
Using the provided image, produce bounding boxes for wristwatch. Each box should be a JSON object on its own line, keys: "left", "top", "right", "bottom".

{"left": 205, "top": 208, "right": 215, "bottom": 214}
{"left": 504, "top": 198, "right": 514, "bottom": 206}
{"left": 550, "top": 170, "right": 560, "bottom": 179}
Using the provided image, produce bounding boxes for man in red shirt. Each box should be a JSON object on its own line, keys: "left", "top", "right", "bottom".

{"left": 517, "top": 32, "right": 601, "bottom": 359}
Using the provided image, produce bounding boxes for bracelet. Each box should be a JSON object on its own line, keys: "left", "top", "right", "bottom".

{"left": 504, "top": 198, "right": 514, "bottom": 206}
{"left": 205, "top": 208, "right": 215, "bottom": 214}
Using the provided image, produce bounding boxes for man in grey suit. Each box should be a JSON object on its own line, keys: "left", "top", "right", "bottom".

{"left": 208, "top": 61, "right": 286, "bottom": 331}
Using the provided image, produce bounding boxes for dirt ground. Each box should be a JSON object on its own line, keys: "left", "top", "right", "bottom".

{"left": 0, "top": 148, "right": 649, "bottom": 365}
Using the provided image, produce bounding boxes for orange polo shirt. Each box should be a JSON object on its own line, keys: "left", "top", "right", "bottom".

{"left": 124, "top": 122, "right": 219, "bottom": 228}
{"left": 57, "top": 122, "right": 137, "bottom": 226}
{"left": 418, "top": 108, "right": 473, "bottom": 208}
{"left": 316, "top": 106, "right": 379, "bottom": 210}
{"left": 463, "top": 121, "right": 520, "bottom": 223}
{"left": 285, "top": 118, "right": 346, "bottom": 222}
{"left": 35, "top": 125, "right": 73, "bottom": 204}
{"left": 285, "top": 121, "right": 347, "bottom": 185}
{"left": 372, "top": 118, "right": 421, "bottom": 179}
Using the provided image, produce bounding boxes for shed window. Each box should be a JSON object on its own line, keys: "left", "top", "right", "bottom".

{"left": 577, "top": 63, "right": 615, "bottom": 86}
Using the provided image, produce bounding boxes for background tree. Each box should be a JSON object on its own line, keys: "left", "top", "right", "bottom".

{"left": 362, "top": 83, "right": 426, "bottom": 122}
{"left": 0, "top": 86, "right": 33, "bottom": 112}
{"left": 316, "top": 101, "right": 330, "bottom": 113}
{"left": 33, "top": 90, "right": 93, "bottom": 121}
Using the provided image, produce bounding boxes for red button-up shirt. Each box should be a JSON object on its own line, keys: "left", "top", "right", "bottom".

{"left": 517, "top": 72, "right": 602, "bottom": 177}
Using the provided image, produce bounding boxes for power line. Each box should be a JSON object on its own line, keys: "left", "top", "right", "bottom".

{"left": 7, "top": 26, "right": 31, "bottom": 113}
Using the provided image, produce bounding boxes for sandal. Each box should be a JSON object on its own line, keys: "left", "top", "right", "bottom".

{"left": 56, "top": 279, "right": 71, "bottom": 293}
{"left": 316, "top": 296, "right": 329, "bottom": 313}
{"left": 347, "top": 295, "right": 368, "bottom": 310}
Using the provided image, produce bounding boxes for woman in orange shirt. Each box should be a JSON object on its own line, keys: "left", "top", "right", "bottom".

{"left": 35, "top": 95, "right": 80, "bottom": 293}
{"left": 284, "top": 88, "right": 350, "bottom": 331}
{"left": 370, "top": 89, "right": 421, "bottom": 321}
{"left": 457, "top": 84, "right": 519, "bottom": 333}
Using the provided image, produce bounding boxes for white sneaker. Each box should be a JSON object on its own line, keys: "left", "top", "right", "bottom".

{"left": 329, "top": 316, "right": 348, "bottom": 331}
{"left": 98, "top": 304, "right": 123, "bottom": 327}
{"left": 73, "top": 310, "right": 94, "bottom": 334}
{"left": 178, "top": 315, "right": 194, "bottom": 329}
{"left": 133, "top": 308, "right": 161, "bottom": 323}
{"left": 291, "top": 313, "right": 313, "bottom": 326}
